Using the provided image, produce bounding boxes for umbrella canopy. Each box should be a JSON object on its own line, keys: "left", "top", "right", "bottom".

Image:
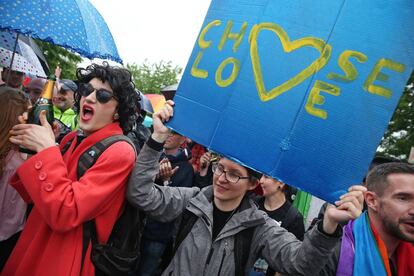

{"left": 0, "top": 30, "right": 47, "bottom": 77}
{"left": 145, "top": 94, "right": 166, "bottom": 113}
{"left": 18, "top": 35, "right": 50, "bottom": 74}
{"left": 0, "top": 0, "right": 122, "bottom": 63}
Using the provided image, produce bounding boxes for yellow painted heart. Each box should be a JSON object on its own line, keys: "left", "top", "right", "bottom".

{"left": 249, "top": 22, "right": 332, "bottom": 102}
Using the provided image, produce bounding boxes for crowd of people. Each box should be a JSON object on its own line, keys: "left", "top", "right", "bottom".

{"left": 0, "top": 63, "right": 413, "bottom": 276}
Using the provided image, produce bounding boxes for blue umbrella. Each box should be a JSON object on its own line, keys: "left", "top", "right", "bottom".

{"left": 0, "top": 0, "right": 122, "bottom": 63}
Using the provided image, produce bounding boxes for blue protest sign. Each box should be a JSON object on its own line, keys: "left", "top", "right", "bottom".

{"left": 169, "top": 0, "right": 414, "bottom": 202}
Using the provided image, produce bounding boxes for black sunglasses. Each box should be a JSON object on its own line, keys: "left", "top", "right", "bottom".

{"left": 78, "top": 83, "right": 118, "bottom": 103}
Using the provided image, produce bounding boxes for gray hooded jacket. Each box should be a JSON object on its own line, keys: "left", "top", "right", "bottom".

{"left": 127, "top": 142, "right": 341, "bottom": 276}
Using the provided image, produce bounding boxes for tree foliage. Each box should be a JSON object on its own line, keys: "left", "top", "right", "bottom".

{"left": 379, "top": 70, "right": 414, "bottom": 160}
{"left": 36, "top": 40, "right": 82, "bottom": 80}
{"left": 127, "top": 60, "right": 182, "bottom": 93}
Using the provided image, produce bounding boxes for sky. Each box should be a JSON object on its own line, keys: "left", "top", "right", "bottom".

{"left": 88, "top": 0, "right": 211, "bottom": 69}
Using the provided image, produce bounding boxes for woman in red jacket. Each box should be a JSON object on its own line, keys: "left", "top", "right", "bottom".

{"left": 3, "top": 63, "right": 139, "bottom": 276}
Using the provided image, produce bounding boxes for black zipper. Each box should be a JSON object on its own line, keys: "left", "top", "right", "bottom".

{"left": 206, "top": 247, "right": 214, "bottom": 265}
{"left": 217, "top": 247, "right": 226, "bottom": 276}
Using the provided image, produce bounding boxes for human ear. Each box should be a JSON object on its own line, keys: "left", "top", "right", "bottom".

{"left": 364, "top": 191, "right": 378, "bottom": 212}
{"left": 247, "top": 179, "right": 260, "bottom": 191}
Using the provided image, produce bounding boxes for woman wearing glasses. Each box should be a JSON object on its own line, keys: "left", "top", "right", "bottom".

{"left": 4, "top": 63, "right": 138, "bottom": 276}
{"left": 127, "top": 102, "right": 367, "bottom": 276}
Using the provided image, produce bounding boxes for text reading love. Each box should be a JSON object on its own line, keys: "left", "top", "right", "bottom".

{"left": 190, "top": 20, "right": 405, "bottom": 120}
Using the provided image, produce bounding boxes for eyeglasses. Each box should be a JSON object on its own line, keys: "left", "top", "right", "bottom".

{"left": 212, "top": 163, "right": 250, "bottom": 184}
{"left": 78, "top": 83, "right": 118, "bottom": 103}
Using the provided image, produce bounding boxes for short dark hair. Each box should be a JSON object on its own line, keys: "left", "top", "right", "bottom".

{"left": 74, "top": 62, "right": 140, "bottom": 134}
{"left": 363, "top": 155, "right": 400, "bottom": 183}
{"left": 366, "top": 162, "right": 414, "bottom": 195}
{"left": 170, "top": 130, "right": 182, "bottom": 136}
{"left": 216, "top": 156, "right": 261, "bottom": 181}
{"left": 245, "top": 167, "right": 262, "bottom": 182}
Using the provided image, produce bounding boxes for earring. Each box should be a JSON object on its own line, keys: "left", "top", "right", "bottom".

{"left": 113, "top": 113, "right": 119, "bottom": 120}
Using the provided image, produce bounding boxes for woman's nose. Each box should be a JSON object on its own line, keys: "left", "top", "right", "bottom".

{"left": 84, "top": 91, "right": 96, "bottom": 103}
{"left": 218, "top": 171, "right": 227, "bottom": 182}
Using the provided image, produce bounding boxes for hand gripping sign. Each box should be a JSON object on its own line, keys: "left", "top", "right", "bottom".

{"left": 168, "top": 0, "right": 414, "bottom": 203}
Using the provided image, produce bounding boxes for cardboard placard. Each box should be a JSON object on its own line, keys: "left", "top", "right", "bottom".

{"left": 169, "top": 0, "right": 414, "bottom": 202}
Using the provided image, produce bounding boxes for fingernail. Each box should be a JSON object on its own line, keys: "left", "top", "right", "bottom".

{"left": 335, "top": 201, "right": 340, "bottom": 205}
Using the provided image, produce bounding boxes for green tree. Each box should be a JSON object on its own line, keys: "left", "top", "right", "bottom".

{"left": 127, "top": 60, "right": 182, "bottom": 93}
{"left": 378, "top": 70, "right": 414, "bottom": 160}
{"left": 36, "top": 40, "right": 82, "bottom": 80}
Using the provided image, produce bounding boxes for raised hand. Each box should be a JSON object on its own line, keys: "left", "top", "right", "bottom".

{"left": 200, "top": 152, "right": 212, "bottom": 170}
{"left": 152, "top": 100, "right": 174, "bottom": 143}
{"left": 157, "top": 158, "right": 179, "bottom": 183}
{"left": 54, "top": 65, "right": 62, "bottom": 79}
{"left": 199, "top": 152, "right": 214, "bottom": 176}
{"left": 323, "top": 185, "right": 367, "bottom": 234}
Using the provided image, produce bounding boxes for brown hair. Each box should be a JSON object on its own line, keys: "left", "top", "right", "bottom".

{"left": 0, "top": 86, "right": 29, "bottom": 177}
{"left": 366, "top": 162, "right": 414, "bottom": 196}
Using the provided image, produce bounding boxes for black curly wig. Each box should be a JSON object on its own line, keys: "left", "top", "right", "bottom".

{"left": 74, "top": 62, "right": 140, "bottom": 134}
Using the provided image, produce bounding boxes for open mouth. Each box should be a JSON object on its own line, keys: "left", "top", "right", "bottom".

{"left": 81, "top": 104, "right": 94, "bottom": 121}
{"left": 404, "top": 221, "right": 414, "bottom": 228}
{"left": 401, "top": 220, "right": 414, "bottom": 231}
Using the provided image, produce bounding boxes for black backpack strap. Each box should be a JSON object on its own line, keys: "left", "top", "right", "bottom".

{"left": 172, "top": 209, "right": 199, "bottom": 255}
{"left": 174, "top": 213, "right": 256, "bottom": 276}
{"left": 234, "top": 226, "right": 255, "bottom": 276}
{"left": 77, "top": 135, "right": 136, "bottom": 179}
{"left": 60, "top": 133, "right": 77, "bottom": 155}
{"left": 173, "top": 206, "right": 255, "bottom": 276}
{"left": 79, "top": 135, "right": 136, "bottom": 274}
{"left": 173, "top": 213, "right": 256, "bottom": 276}
{"left": 82, "top": 220, "right": 106, "bottom": 276}
{"left": 172, "top": 188, "right": 212, "bottom": 255}
{"left": 81, "top": 220, "right": 95, "bottom": 274}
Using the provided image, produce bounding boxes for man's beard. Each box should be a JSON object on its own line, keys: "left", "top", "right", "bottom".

{"left": 380, "top": 211, "right": 414, "bottom": 243}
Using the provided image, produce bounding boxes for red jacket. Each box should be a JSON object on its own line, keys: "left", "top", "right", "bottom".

{"left": 2, "top": 123, "right": 135, "bottom": 276}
